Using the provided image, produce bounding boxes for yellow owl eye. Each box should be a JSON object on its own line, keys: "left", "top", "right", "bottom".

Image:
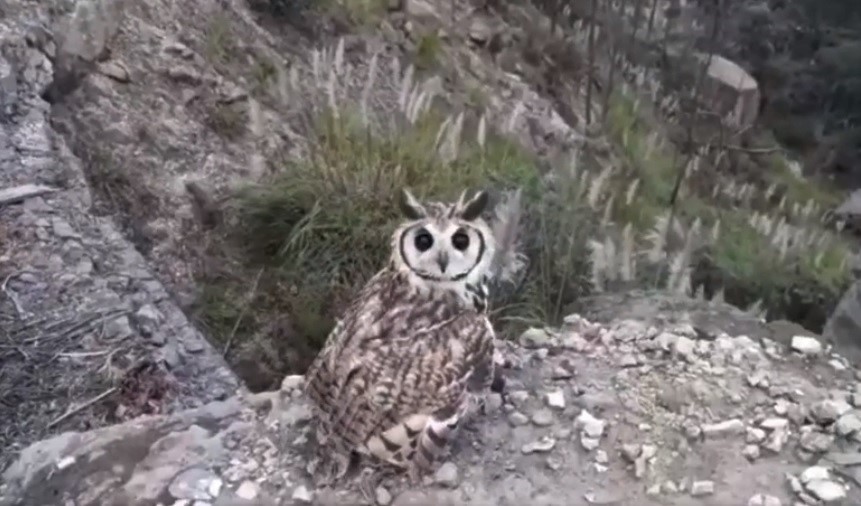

{"left": 414, "top": 229, "right": 434, "bottom": 252}
{"left": 452, "top": 229, "right": 470, "bottom": 251}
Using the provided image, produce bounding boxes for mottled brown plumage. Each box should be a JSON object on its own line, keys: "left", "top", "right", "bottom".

{"left": 304, "top": 189, "right": 498, "bottom": 485}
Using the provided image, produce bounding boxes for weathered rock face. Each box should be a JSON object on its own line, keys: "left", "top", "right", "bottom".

{"left": 0, "top": 0, "right": 240, "bottom": 473}
{"left": 2, "top": 311, "right": 860, "bottom": 506}
{"left": 699, "top": 54, "right": 760, "bottom": 130}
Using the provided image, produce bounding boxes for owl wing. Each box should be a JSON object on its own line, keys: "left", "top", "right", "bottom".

{"left": 363, "top": 312, "right": 496, "bottom": 473}
{"left": 306, "top": 308, "right": 495, "bottom": 473}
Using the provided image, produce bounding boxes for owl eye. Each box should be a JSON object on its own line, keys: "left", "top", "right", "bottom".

{"left": 414, "top": 229, "right": 434, "bottom": 252}
{"left": 451, "top": 230, "right": 470, "bottom": 251}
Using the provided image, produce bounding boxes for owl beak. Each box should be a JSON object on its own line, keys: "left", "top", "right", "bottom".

{"left": 436, "top": 252, "right": 449, "bottom": 273}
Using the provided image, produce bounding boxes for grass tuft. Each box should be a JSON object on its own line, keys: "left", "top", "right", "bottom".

{"left": 195, "top": 97, "right": 594, "bottom": 389}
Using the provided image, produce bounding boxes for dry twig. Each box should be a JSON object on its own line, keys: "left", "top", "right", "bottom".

{"left": 47, "top": 387, "right": 118, "bottom": 429}
{"left": 223, "top": 267, "right": 265, "bottom": 355}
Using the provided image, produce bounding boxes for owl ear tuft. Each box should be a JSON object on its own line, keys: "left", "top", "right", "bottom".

{"left": 399, "top": 188, "right": 427, "bottom": 220}
{"left": 456, "top": 189, "right": 489, "bottom": 221}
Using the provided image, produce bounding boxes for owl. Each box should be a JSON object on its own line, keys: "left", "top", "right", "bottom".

{"left": 304, "top": 188, "right": 500, "bottom": 486}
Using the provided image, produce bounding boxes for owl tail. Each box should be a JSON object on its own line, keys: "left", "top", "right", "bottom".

{"left": 364, "top": 411, "right": 460, "bottom": 478}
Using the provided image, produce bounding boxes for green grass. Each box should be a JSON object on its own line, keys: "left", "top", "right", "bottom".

{"left": 205, "top": 102, "right": 246, "bottom": 140}
{"left": 599, "top": 91, "right": 853, "bottom": 330}
{"left": 699, "top": 210, "right": 852, "bottom": 329}
{"left": 415, "top": 33, "right": 443, "bottom": 70}
{"left": 604, "top": 92, "right": 678, "bottom": 230}
{"left": 204, "top": 14, "right": 237, "bottom": 66}
{"left": 766, "top": 153, "right": 845, "bottom": 210}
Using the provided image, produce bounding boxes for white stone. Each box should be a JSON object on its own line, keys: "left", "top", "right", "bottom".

{"left": 835, "top": 412, "right": 861, "bottom": 436}
{"left": 375, "top": 486, "right": 393, "bottom": 506}
{"left": 207, "top": 478, "right": 222, "bottom": 498}
{"left": 546, "top": 390, "right": 565, "bottom": 409}
{"left": 434, "top": 462, "right": 459, "bottom": 487}
{"left": 746, "top": 427, "right": 767, "bottom": 443}
{"left": 673, "top": 335, "right": 696, "bottom": 360}
{"left": 690, "top": 480, "right": 714, "bottom": 496}
{"left": 56, "top": 456, "right": 76, "bottom": 470}
{"left": 805, "top": 479, "right": 846, "bottom": 502}
{"left": 747, "top": 494, "right": 782, "bottom": 506}
{"left": 235, "top": 481, "right": 259, "bottom": 500}
{"left": 760, "top": 418, "right": 789, "bottom": 431}
{"left": 580, "top": 436, "right": 600, "bottom": 451}
{"left": 575, "top": 410, "right": 606, "bottom": 438}
{"left": 791, "top": 335, "right": 823, "bottom": 355}
{"left": 291, "top": 486, "right": 313, "bottom": 503}
{"left": 800, "top": 466, "right": 830, "bottom": 484}
{"left": 702, "top": 419, "right": 745, "bottom": 437}
{"left": 281, "top": 375, "right": 304, "bottom": 392}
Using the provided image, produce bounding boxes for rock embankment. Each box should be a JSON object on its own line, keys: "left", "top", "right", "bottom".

{"left": 0, "top": 0, "right": 241, "bottom": 473}
{"left": 2, "top": 311, "right": 860, "bottom": 506}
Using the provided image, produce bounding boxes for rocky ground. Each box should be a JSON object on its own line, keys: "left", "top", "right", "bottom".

{"left": 0, "top": 0, "right": 241, "bottom": 473}
{"left": 2, "top": 309, "right": 861, "bottom": 506}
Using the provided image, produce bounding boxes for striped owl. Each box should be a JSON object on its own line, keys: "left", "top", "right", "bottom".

{"left": 304, "top": 188, "right": 499, "bottom": 486}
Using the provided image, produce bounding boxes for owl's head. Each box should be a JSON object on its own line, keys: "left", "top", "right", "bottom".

{"left": 391, "top": 188, "right": 496, "bottom": 288}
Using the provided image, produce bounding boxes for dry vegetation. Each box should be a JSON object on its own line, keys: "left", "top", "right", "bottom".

{"left": 188, "top": 0, "right": 855, "bottom": 390}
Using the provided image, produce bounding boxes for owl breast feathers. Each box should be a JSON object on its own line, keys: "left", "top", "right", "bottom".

{"left": 304, "top": 268, "right": 496, "bottom": 477}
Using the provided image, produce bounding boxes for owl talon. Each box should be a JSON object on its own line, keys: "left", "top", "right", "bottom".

{"left": 312, "top": 451, "right": 351, "bottom": 488}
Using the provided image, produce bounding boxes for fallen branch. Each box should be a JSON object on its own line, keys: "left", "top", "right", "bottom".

{"left": 47, "top": 387, "right": 118, "bottom": 429}
{"left": 0, "top": 184, "right": 57, "bottom": 207}
{"left": 223, "top": 267, "right": 265, "bottom": 356}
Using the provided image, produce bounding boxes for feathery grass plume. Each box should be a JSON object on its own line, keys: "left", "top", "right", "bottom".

{"left": 745, "top": 299, "right": 766, "bottom": 320}
{"left": 249, "top": 97, "right": 263, "bottom": 138}
{"left": 711, "top": 287, "right": 725, "bottom": 304}
{"left": 646, "top": 210, "right": 671, "bottom": 263}
{"left": 360, "top": 51, "right": 380, "bottom": 124}
{"left": 506, "top": 101, "right": 524, "bottom": 133}
{"left": 433, "top": 114, "right": 453, "bottom": 152}
{"left": 276, "top": 61, "right": 290, "bottom": 107}
{"left": 836, "top": 220, "right": 846, "bottom": 233}
{"left": 710, "top": 218, "right": 721, "bottom": 243}
{"left": 620, "top": 223, "right": 635, "bottom": 282}
{"left": 333, "top": 37, "right": 345, "bottom": 75}
{"left": 814, "top": 251, "right": 824, "bottom": 269}
{"left": 587, "top": 164, "right": 613, "bottom": 209}
{"left": 694, "top": 283, "right": 706, "bottom": 300}
{"left": 489, "top": 188, "right": 526, "bottom": 285}
{"left": 248, "top": 97, "right": 266, "bottom": 178}
{"left": 438, "top": 112, "right": 465, "bottom": 164}
{"left": 764, "top": 182, "right": 777, "bottom": 202}
{"left": 800, "top": 199, "right": 815, "bottom": 221}
{"left": 398, "top": 64, "right": 415, "bottom": 112}
{"left": 477, "top": 114, "right": 487, "bottom": 149}
{"left": 587, "top": 239, "right": 607, "bottom": 290}
{"left": 289, "top": 65, "right": 299, "bottom": 92}
{"left": 625, "top": 178, "right": 640, "bottom": 205}
{"left": 312, "top": 48, "right": 322, "bottom": 87}
{"left": 601, "top": 194, "right": 615, "bottom": 227}
{"left": 603, "top": 235, "right": 618, "bottom": 283}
